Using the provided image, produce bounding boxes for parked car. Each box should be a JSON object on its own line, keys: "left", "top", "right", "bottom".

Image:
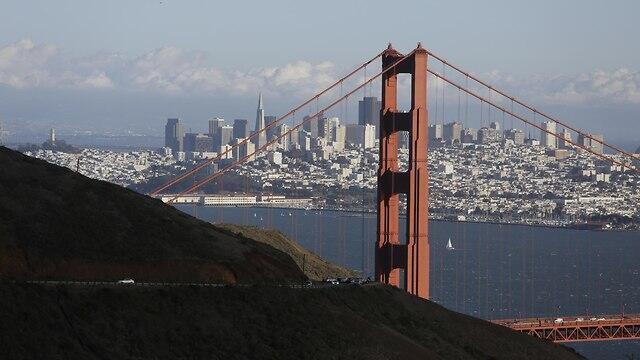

{"left": 325, "top": 278, "right": 339, "bottom": 285}
{"left": 117, "top": 278, "right": 135, "bottom": 284}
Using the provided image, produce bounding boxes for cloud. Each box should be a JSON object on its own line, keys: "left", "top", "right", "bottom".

{"left": 0, "top": 39, "right": 114, "bottom": 89}
{"left": 0, "top": 39, "right": 337, "bottom": 98}
{"left": 2, "top": 39, "right": 640, "bottom": 108}
{"left": 478, "top": 68, "right": 640, "bottom": 106}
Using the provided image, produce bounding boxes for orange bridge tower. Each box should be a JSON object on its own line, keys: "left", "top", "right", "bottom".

{"left": 376, "top": 43, "right": 430, "bottom": 299}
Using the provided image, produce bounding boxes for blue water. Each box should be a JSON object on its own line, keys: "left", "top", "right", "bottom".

{"left": 178, "top": 205, "right": 640, "bottom": 359}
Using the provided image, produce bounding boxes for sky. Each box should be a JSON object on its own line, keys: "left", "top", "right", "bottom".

{"left": 0, "top": 0, "right": 638, "bottom": 148}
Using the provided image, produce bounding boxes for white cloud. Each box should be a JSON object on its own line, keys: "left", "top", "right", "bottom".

{"left": 2, "top": 39, "right": 640, "bottom": 108}
{"left": 0, "top": 39, "right": 115, "bottom": 90}
{"left": 0, "top": 39, "right": 337, "bottom": 98}
{"left": 479, "top": 68, "right": 640, "bottom": 106}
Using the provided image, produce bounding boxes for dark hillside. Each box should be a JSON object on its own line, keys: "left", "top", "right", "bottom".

{"left": 0, "top": 283, "right": 584, "bottom": 360}
{"left": 0, "top": 146, "right": 306, "bottom": 283}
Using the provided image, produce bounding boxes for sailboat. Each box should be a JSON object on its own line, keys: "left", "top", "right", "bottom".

{"left": 446, "top": 237, "right": 455, "bottom": 251}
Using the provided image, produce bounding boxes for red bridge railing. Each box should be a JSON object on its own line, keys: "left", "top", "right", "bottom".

{"left": 493, "top": 314, "right": 640, "bottom": 343}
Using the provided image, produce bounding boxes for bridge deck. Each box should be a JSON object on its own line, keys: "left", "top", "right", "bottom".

{"left": 493, "top": 314, "right": 640, "bottom": 343}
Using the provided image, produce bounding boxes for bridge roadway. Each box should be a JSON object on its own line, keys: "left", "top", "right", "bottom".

{"left": 493, "top": 315, "right": 640, "bottom": 343}
{"left": 16, "top": 280, "right": 358, "bottom": 289}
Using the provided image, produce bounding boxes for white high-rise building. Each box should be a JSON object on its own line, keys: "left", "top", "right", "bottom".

{"left": 541, "top": 121, "right": 557, "bottom": 148}
{"left": 49, "top": 128, "right": 56, "bottom": 143}
{"left": 332, "top": 124, "right": 346, "bottom": 152}
{"left": 254, "top": 93, "right": 266, "bottom": 148}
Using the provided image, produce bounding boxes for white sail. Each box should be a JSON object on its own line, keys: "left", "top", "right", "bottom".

{"left": 446, "top": 237, "right": 455, "bottom": 250}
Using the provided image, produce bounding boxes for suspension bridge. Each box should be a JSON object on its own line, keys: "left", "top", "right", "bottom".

{"left": 149, "top": 43, "right": 640, "bottom": 343}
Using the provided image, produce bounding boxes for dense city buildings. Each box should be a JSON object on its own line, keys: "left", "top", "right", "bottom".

{"left": 32, "top": 95, "right": 638, "bottom": 230}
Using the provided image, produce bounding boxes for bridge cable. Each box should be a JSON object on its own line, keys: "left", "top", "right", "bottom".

{"left": 426, "top": 69, "right": 640, "bottom": 174}
{"left": 425, "top": 50, "right": 640, "bottom": 162}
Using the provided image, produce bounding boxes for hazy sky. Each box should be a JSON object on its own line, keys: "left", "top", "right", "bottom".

{"left": 0, "top": 0, "right": 639, "bottom": 147}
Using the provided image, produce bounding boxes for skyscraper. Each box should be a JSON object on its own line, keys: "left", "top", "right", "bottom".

{"left": 429, "top": 124, "right": 443, "bottom": 140}
{"left": 254, "top": 93, "right": 266, "bottom": 148}
{"left": 443, "top": 122, "right": 462, "bottom": 143}
{"left": 264, "top": 115, "right": 278, "bottom": 140}
{"left": 318, "top": 117, "right": 339, "bottom": 140}
{"left": 184, "top": 133, "right": 214, "bottom": 153}
{"left": 49, "top": 128, "right": 56, "bottom": 143}
{"left": 277, "top": 124, "right": 290, "bottom": 151}
{"left": 345, "top": 124, "right": 375, "bottom": 148}
{"left": 289, "top": 127, "right": 299, "bottom": 147}
{"left": 332, "top": 124, "right": 346, "bottom": 151}
{"left": 303, "top": 114, "right": 319, "bottom": 138}
{"left": 558, "top": 129, "right": 572, "bottom": 149}
{"left": 215, "top": 125, "right": 233, "bottom": 151}
{"left": 358, "top": 96, "right": 381, "bottom": 127}
{"left": 576, "top": 133, "right": 604, "bottom": 154}
{"left": 505, "top": 129, "right": 525, "bottom": 145}
{"left": 164, "top": 118, "right": 184, "bottom": 154}
{"left": 590, "top": 134, "right": 604, "bottom": 154}
{"left": 233, "top": 119, "right": 249, "bottom": 140}
{"left": 541, "top": 121, "right": 557, "bottom": 148}
{"left": 208, "top": 117, "right": 225, "bottom": 138}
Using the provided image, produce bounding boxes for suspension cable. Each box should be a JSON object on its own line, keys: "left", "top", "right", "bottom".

{"left": 428, "top": 68, "right": 640, "bottom": 174}
{"left": 425, "top": 49, "right": 639, "bottom": 161}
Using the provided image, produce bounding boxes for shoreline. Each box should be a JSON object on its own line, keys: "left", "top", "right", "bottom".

{"left": 177, "top": 204, "right": 638, "bottom": 233}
